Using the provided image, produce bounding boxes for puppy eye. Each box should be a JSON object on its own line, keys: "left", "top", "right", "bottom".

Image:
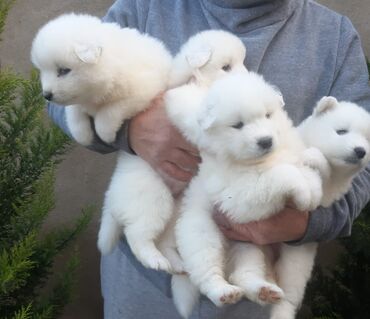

{"left": 57, "top": 67, "right": 71, "bottom": 77}
{"left": 222, "top": 64, "right": 232, "bottom": 72}
{"left": 336, "top": 129, "right": 348, "bottom": 135}
{"left": 231, "top": 121, "right": 244, "bottom": 129}
{"left": 266, "top": 112, "right": 272, "bottom": 119}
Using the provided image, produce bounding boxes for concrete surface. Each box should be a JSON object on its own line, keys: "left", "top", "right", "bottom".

{"left": 0, "top": 1, "right": 369, "bottom": 318}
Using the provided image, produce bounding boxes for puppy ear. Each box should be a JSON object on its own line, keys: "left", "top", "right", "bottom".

{"left": 198, "top": 104, "right": 216, "bottom": 130}
{"left": 271, "top": 86, "right": 285, "bottom": 108}
{"left": 313, "top": 96, "right": 338, "bottom": 116}
{"left": 278, "top": 94, "right": 285, "bottom": 108}
{"left": 74, "top": 43, "right": 102, "bottom": 64}
{"left": 275, "top": 91, "right": 285, "bottom": 108}
{"left": 185, "top": 45, "right": 212, "bottom": 69}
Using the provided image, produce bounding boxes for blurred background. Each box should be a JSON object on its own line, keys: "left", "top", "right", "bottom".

{"left": 0, "top": 1, "right": 369, "bottom": 318}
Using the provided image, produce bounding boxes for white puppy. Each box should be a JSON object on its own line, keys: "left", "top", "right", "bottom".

{"left": 268, "top": 96, "right": 370, "bottom": 319}
{"left": 169, "top": 29, "right": 247, "bottom": 87}
{"left": 98, "top": 30, "right": 248, "bottom": 272}
{"left": 167, "top": 72, "right": 322, "bottom": 314}
{"left": 31, "top": 13, "right": 172, "bottom": 145}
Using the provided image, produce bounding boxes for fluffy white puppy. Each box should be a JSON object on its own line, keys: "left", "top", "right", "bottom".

{"left": 268, "top": 96, "right": 370, "bottom": 319}
{"left": 98, "top": 30, "right": 247, "bottom": 272}
{"left": 31, "top": 13, "right": 172, "bottom": 145}
{"left": 166, "top": 72, "right": 322, "bottom": 313}
{"left": 299, "top": 96, "right": 370, "bottom": 206}
{"left": 169, "top": 29, "right": 247, "bottom": 87}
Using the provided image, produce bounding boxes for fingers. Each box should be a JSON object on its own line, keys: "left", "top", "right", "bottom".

{"left": 158, "top": 172, "right": 187, "bottom": 196}
{"left": 178, "top": 144, "right": 200, "bottom": 157}
{"left": 170, "top": 148, "right": 201, "bottom": 172}
{"left": 160, "top": 161, "right": 193, "bottom": 182}
{"left": 218, "top": 226, "right": 249, "bottom": 242}
{"left": 214, "top": 211, "right": 255, "bottom": 242}
{"left": 169, "top": 125, "right": 200, "bottom": 156}
{"left": 213, "top": 211, "right": 232, "bottom": 228}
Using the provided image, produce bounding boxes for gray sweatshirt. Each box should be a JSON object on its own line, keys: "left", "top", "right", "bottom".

{"left": 48, "top": 0, "right": 370, "bottom": 244}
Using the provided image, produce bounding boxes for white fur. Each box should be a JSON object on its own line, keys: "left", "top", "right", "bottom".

{"left": 269, "top": 97, "right": 370, "bottom": 319}
{"left": 169, "top": 29, "right": 247, "bottom": 88}
{"left": 168, "top": 72, "right": 322, "bottom": 314}
{"left": 31, "top": 13, "right": 179, "bottom": 271}
{"left": 99, "top": 30, "right": 248, "bottom": 273}
{"left": 299, "top": 96, "right": 370, "bottom": 206}
{"left": 31, "top": 13, "right": 172, "bottom": 144}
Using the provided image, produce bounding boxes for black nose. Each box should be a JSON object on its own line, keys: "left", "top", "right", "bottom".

{"left": 354, "top": 147, "right": 366, "bottom": 159}
{"left": 43, "top": 92, "right": 53, "bottom": 101}
{"left": 257, "top": 137, "right": 273, "bottom": 150}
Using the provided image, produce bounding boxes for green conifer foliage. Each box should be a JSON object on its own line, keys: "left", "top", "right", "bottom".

{"left": 0, "top": 1, "right": 92, "bottom": 318}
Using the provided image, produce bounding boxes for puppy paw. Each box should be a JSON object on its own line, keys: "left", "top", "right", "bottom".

{"left": 240, "top": 278, "right": 284, "bottom": 306}
{"left": 258, "top": 285, "right": 284, "bottom": 305}
{"left": 291, "top": 185, "right": 312, "bottom": 211}
{"left": 70, "top": 126, "right": 94, "bottom": 146}
{"left": 168, "top": 255, "right": 186, "bottom": 275}
{"left": 302, "top": 147, "right": 330, "bottom": 179}
{"left": 207, "top": 284, "right": 243, "bottom": 307}
{"left": 65, "top": 105, "right": 94, "bottom": 145}
{"left": 136, "top": 248, "right": 172, "bottom": 273}
{"left": 95, "top": 125, "right": 117, "bottom": 144}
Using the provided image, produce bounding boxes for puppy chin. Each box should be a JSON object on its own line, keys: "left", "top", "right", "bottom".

{"left": 230, "top": 150, "right": 271, "bottom": 164}
{"left": 331, "top": 157, "right": 361, "bottom": 170}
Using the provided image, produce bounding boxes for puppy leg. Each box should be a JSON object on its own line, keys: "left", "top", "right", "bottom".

{"left": 94, "top": 102, "right": 132, "bottom": 144}
{"left": 264, "top": 164, "right": 312, "bottom": 212}
{"left": 65, "top": 105, "right": 94, "bottom": 145}
{"left": 158, "top": 207, "right": 185, "bottom": 274}
{"left": 97, "top": 209, "right": 121, "bottom": 255}
{"left": 299, "top": 166, "right": 323, "bottom": 210}
{"left": 270, "top": 243, "right": 318, "bottom": 319}
{"left": 302, "top": 147, "right": 331, "bottom": 180}
{"left": 106, "top": 154, "right": 174, "bottom": 272}
{"left": 227, "top": 243, "right": 284, "bottom": 305}
{"left": 176, "top": 180, "right": 243, "bottom": 307}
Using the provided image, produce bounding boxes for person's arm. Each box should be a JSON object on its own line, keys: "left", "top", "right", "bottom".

{"left": 216, "top": 16, "right": 370, "bottom": 245}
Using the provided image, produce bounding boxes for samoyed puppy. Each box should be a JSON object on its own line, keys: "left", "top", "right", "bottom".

{"left": 98, "top": 30, "right": 248, "bottom": 272}
{"left": 31, "top": 13, "right": 172, "bottom": 145}
{"left": 166, "top": 72, "right": 323, "bottom": 313}
{"left": 268, "top": 96, "right": 370, "bottom": 319}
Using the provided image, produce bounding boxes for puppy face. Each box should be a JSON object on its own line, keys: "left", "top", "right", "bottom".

{"left": 170, "top": 30, "right": 247, "bottom": 87}
{"left": 31, "top": 14, "right": 103, "bottom": 105}
{"left": 301, "top": 97, "right": 370, "bottom": 171}
{"left": 197, "top": 72, "right": 287, "bottom": 162}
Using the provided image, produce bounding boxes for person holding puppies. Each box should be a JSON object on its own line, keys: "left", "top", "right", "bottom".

{"left": 47, "top": 0, "right": 370, "bottom": 318}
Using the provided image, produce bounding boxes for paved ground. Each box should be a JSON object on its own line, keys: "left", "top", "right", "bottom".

{"left": 0, "top": 1, "right": 369, "bottom": 318}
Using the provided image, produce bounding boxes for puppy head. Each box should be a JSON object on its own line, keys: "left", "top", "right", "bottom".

{"left": 31, "top": 13, "right": 104, "bottom": 105}
{"left": 196, "top": 72, "right": 287, "bottom": 163}
{"left": 169, "top": 30, "right": 247, "bottom": 87}
{"left": 299, "top": 96, "right": 370, "bottom": 172}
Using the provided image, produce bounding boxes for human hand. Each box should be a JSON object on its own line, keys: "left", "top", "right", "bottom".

{"left": 214, "top": 206, "right": 309, "bottom": 245}
{"left": 129, "top": 93, "right": 201, "bottom": 195}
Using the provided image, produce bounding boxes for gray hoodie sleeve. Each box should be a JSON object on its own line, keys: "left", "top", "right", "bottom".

{"left": 47, "top": 0, "right": 139, "bottom": 154}
{"left": 294, "top": 16, "right": 370, "bottom": 244}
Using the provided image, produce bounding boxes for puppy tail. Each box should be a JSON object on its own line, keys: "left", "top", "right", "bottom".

{"left": 171, "top": 274, "right": 200, "bottom": 318}
{"left": 97, "top": 211, "right": 121, "bottom": 255}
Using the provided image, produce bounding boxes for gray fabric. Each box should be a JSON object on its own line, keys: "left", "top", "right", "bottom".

{"left": 101, "top": 241, "right": 270, "bottom": 319}
{"left": 46, "top": 0, "right": 370, "bottom": 317}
